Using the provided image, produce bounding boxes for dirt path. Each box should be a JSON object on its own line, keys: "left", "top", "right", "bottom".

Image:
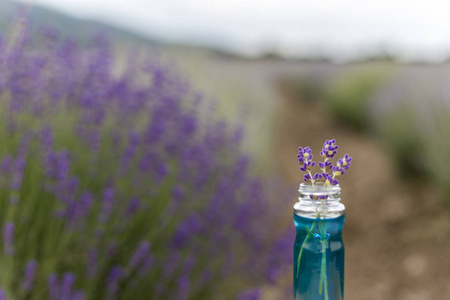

{"left": 265, "top": 86, "right": 450, "bottom": 300}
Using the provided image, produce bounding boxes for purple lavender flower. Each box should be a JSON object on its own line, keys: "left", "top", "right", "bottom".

{"left": 176, "top": 276, "right": 189, "bottom": 300}
{"left": 300, "top": 161, "right": 316, "bottom": 171}
{"left": 337, "top": 154, "right": 353, "bottom": 170}
{"left": 171, "top": 213, "right": 203, "bottom": 248}
{"left": 318, "top": 161, "right": 332, "bottom": 170}
{"left": 124, "top": 197, "right": 141, "bottom": 218}
{"left": 3, "top": 222, "right": 14, "bottom": 256}
{"left": 22, "top": 259, "right": 38, "bottom": 291}
{"left": 303, "top": 173, "right": 312, "bottom": 183}
{"left": 48, "top": 273, "right": 59, "bottom": 300}
{"left": 107, "top": 266, "right": 123, "bottom": 300}
{"left": 106, "top": 241, "right": 118, "bottom": 259}
{"left": 99, "top": 187, "right": 114, "bottom": 224}
{"left": 297, "top": 146, "right": 313, "bottom": 164}
{"left": 312, "top": 173, "right": 323, "bottom": 181}
{"left": 120, "top": 131, "right": 139, "bottom": 174}
{"left": 127, "top": 241, "right": 151, "bottom": 270}
{"left": 0, "top": 289, "right": 6, "bottom": 300}
{"left": 72, "top": 291, "right": 85, "bottom": 300}
{"left": 0, "top": 155, "right": 13, "bottom": 174}
{"left": 235, "top": 288, "right": 262, "bottom": 300}
{"left": 298, "top": 139, "right": 351, "bottom": 187}
{"left": 10, "top": 155, "right": 27, "bottom": 193}
{"left": 60, "top": 272, "right": 75, "bottom": 300}
{"left": 164, "top": 251, "right": 181, "bottom": 279}
{"left": 87, "top": 247, "right": 99, "bottom": 278}
{"left": 137, "top": 254, "right": 154, "bottom": 277}
{"left": 320, "top": 139, "right": 338, "bottom": 159}
{"left": 323, "top": 173, "right": 339, "bottom": 186}
{"left": 332, "top": 166, "right": 345, "bottom": 176}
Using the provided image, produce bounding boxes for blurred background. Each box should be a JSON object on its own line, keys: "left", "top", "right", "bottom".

{"left": 1, "top": 0, "right": 450, "bottom": 299}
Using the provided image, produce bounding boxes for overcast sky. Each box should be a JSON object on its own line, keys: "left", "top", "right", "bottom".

{"left": 17, "top": 0, "right": 450, "bottom": 61}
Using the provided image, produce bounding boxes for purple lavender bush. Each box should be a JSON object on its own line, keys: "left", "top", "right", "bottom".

{"left": 0, "top": 18, "right": 292, "bottom": 300}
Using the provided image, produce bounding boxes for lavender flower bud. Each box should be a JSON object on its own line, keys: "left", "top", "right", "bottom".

{"left": 303, "top": 173, "right": 312, "bottom": 183}
{"left": 312, "top": 173, "right": 322, "bottom": 181}
{"left": 307, "top": 161, "right": 316, "bottom": 170}
{"left": 297, "top": 147, "right": 305, "bottom": 164}
{"left": 323, "top": 173, "right": 339, "bottom": 186}
{"left": 332, "top": 166, "right": 345, "bottom": 176}
{"left": 303, "top": 147, "right": 313, "bottom": 160}
{"left": 321, "top": 139, "right": 338, "bottom": 158}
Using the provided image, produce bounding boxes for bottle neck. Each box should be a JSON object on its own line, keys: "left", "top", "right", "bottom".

{"left": 294, "top": 183, "right": 345, "bottom": 219}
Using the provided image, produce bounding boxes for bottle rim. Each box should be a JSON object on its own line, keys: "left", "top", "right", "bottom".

{"left": 298, "top": 182, "right": 341, "bottom": 194}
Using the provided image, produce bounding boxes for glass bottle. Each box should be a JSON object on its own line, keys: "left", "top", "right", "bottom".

{"left": 293, "top": 183, "right": 345, "bottom": 300}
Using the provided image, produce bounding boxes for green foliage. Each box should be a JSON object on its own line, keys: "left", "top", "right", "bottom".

{"left": 278, "top": 75, "right": 325, "bottom": 103}
{"left": 325, "top": 67, "right": 391, "bottom": 130}
{"left": 377, "top": 107, "right": 427, "bottom": 179}
{"left": 423, "top": 107, "right": 450, "bottom": 203}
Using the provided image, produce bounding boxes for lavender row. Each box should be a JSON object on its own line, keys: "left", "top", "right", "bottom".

{"left": 0, "top": 17, "right": 292, "bottom": 300}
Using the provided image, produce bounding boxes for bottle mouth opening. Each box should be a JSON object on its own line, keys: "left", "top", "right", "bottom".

{"left": 299, "top": 182, "right": 341, "bottom": 192}
{"left": 298, "top": 183, "right": 341, "bottom": 201}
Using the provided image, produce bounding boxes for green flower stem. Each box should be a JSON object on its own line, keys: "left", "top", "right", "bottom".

{"left": 296, "top": 211, "right": 322, "bottom": 279}
{"left": 318, "top": 221, "right": 329, "bottom": 300}
{"left": 296, "top": 222, "right": 315, "bottom": 278}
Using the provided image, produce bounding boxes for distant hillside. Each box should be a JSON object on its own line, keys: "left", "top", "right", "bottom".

{"left": 0, "top": 1, "right": 158, "bottom": 47}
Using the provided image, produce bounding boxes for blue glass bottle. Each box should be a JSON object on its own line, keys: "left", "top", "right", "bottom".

{"left": 293, "top": 183, "right": 345, "bottom": 300}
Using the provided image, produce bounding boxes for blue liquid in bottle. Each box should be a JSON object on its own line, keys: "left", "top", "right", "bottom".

{"left": 293, "top": 214, "right": 345, "bottom": 300}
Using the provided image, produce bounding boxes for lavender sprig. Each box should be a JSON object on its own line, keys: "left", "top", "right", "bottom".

{"left": 298, "top": 147, "right": 317, "bottom": 184}
{"left": 298, "top": 139, "right": 352, "bottom": 187}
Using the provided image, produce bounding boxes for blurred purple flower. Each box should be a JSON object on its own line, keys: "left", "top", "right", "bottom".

{"left": 128, "top": 241, "right": 151, "bottom": 270}
{"left": 48, "top": 273, "right": 59, "bottom": 300}
{"left": 3, "top": 222, "right": 14, "bottom": 256}
{"left": 171, "top": 213, "right": 203, "bottom": 248}
{"left": 22, "top": 259, "right": 38, "bottom": 291}
{"left": 107, "top": 266, "right": 124, "bottom": 300}
{"left": 87, "top": 247, "right": 99, "bottom": 278}
{"left": 235, "top": 288, "right": 262, "bottom": 300}
{"left": 72, "top": 291, "right": 85, "bottom": 300}
{"left": 99, "top": 187, "right": 115, "bottom": 224}
{"left": 176, "top": 276, "right": 189, "bottom": 300}
{"left": 0, "top": 289, "right": 6, "bottom": 300}
{"left": 60, "top": 272, "right": 75, "bottom": 300}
